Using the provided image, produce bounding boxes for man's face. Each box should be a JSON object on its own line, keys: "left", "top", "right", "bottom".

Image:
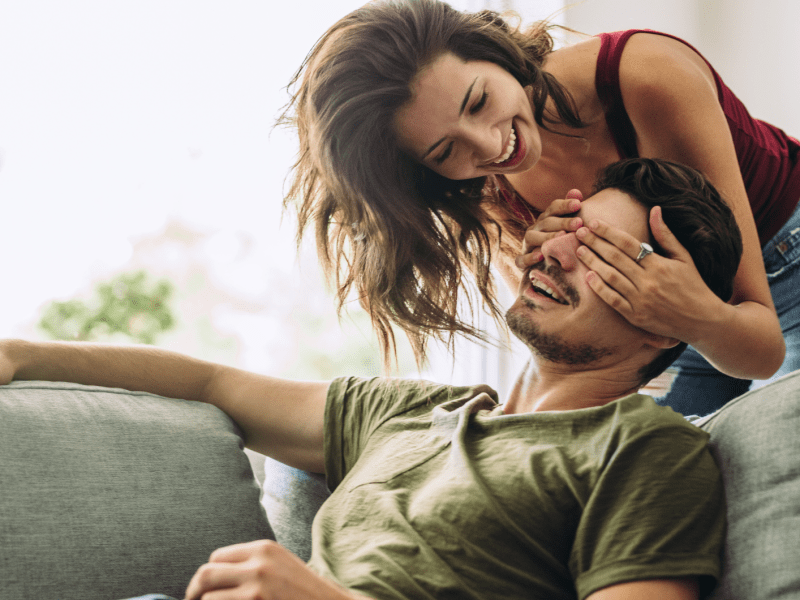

{"left": 505, "top": 188, "right": 651, "bottom": 366}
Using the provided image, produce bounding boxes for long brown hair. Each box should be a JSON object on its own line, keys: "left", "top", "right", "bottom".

{"left": 280, "top": 0, "right": 582, "bottom": 367}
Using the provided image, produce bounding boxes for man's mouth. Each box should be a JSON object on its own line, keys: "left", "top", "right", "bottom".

{"left": 526, "top": 264, "right": 579, "bottom": 306}
{"left": 529, "top": 276, "right": 568, "bottom": 304}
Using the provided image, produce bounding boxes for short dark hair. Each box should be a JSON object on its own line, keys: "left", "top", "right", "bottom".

{"left": 592, "top": 158, "right": 743, "bottom": 385}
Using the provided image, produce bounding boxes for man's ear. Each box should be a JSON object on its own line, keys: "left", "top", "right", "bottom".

{"left": 642, "top": 331, "right": 681, "bottom": 350}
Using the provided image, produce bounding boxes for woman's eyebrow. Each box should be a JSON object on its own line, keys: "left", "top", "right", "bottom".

{"left": 422, "top": 137, "right": 446, "bottom": 160}
{"left": 420, "top": 77, "right": 478, "bottom": 161}
{"left": 458, "top": 77, "right": 478, "bottom": 115}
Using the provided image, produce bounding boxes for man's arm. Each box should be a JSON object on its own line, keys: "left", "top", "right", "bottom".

{"left": 586, "top": 578, "right": 698, "bottom": 600}
{"left": 0, "top": 339, "right": 329, "bottom": 471}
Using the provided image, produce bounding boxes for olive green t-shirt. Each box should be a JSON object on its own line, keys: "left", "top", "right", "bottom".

{"left": 308, "top": 377, "right": 724, "bottom": 600}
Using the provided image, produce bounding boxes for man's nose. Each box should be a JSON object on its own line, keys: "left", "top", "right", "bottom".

{"left": 541, "top": 231, "right": 581, "bottom": 271}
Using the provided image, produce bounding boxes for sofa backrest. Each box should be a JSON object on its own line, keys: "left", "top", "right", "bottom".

{"left": 696, "top": 370, "right": 800, "bottom": 599}
{"left": 0, "top": 381, "right": 273, "bottom": 600}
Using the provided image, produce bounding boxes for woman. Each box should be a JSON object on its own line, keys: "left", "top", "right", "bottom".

{"left": 281, "top": 0, "right": 800, "bottom": 415}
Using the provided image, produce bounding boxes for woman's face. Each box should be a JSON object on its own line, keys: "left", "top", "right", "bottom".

{"left": 394, "top": 52, "right": 541, "bottom": 181}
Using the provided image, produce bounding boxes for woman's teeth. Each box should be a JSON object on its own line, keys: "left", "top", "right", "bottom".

{"left": 494, "top": 127, "right": 517, "bottom": 164}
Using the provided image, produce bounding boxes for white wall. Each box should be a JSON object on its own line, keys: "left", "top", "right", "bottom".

{"left": 559, "top": 0, "right": 800, "bottom": 138}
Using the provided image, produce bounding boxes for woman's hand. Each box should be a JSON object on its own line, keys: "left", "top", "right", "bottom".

{"left": 575, "top": 206, "right": 721, "bottom": 345}
{"left": 515, "top": 189, "right": 584, "bottom": 270}
{"left": 184, "top": 540, "right": 370, "bottom": 600}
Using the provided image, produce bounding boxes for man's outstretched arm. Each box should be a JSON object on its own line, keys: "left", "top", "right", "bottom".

{"left": 586, "top": 577, "right": 699, "bottom": 599}
{"left": 0, "top": 339, "right": 329, "bottom": 472}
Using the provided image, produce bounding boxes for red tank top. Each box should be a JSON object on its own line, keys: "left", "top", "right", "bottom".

{"left": 596, "top": 29, "right": 800, "bottom": 245}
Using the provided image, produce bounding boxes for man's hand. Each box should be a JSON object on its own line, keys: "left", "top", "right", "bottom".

{"left": 515, "top": 189, "right": 584, "bottom": 270}
{"left": 184, "top": 540, "right": 370, "bottom": 600}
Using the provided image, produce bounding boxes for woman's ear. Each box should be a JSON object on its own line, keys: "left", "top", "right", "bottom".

{"left": 523, "top": 84, "right": 534, "bottom": 102}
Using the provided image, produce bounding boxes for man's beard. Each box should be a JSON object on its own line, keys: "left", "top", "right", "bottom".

{"left": 506, "top": 263, "right": 613, "bottom": 366}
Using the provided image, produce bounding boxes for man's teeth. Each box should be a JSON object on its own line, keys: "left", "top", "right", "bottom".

{"left": 530, "top": 278, "right": 566, "bottom": 304}
{"left": 494, "top": 128, "right": 517, "bottom": 163}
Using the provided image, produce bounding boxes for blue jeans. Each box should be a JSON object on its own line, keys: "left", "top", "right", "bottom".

{"left": 656, "top": 200, "right": 800, "bottom": 416}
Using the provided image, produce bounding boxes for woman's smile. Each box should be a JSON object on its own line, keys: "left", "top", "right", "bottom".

{"left": 488, "top": 121, "right": 527, "bottom": 168}
{"left": 394, "top": 52, "right": 541, "bottom": 180}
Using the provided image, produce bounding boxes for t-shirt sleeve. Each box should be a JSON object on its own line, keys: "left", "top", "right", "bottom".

{"left": 323, "top": 377, "right": 474, "bottom": 491}
{"left": 570, "top": 423, "right": 725, "bottom": 599}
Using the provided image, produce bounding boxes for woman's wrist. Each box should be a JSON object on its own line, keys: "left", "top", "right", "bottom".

{"left": 687, "top": 300, "right": 785, "bottom": 379}
{"left": 681, "top": 295, "right": 731, "bottom": 349}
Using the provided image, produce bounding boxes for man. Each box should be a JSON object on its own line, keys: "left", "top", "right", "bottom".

{"left": 0, "top": 158, "right": 741, "bottom": 600}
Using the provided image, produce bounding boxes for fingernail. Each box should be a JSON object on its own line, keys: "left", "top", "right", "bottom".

{"left": 575, "top": 227, "right": 587, "bottom": 239}
{"left": 576, "top": 246, "right": 586, "bottom": 258}
{"left": 589, "top": 220, "right": 599, "bottom": 230}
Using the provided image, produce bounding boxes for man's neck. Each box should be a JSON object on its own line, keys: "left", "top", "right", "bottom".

{"left": 503, "top": 357, "right": 644, "bottom": 414}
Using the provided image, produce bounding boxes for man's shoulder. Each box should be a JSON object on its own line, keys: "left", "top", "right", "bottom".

{"left": 601, "top": 393, "right": 709, "bottom": 446}
{"left": 328, "top": 376, "right": 500, "bottom": 422}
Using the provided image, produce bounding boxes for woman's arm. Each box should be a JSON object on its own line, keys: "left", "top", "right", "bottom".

{"left": 579, "top": 32, "right": 784, "bottom": 379}
{"left": 0, "top": 339, "right": 329, "bottom": 471}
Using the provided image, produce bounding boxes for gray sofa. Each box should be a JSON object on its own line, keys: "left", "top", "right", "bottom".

{"left": 2, "top": 373, "right": 800, "bottom": 599}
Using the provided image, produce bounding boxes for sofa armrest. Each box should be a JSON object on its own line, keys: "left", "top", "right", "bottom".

{"left": 0, "top": 381, "right": 273, "bottom": 600}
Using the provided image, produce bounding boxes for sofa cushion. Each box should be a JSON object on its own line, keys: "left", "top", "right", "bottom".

{"left": 0, "top": 381, "right": 273, "bottom": 600}
{"left": 696, "top": 370, "right": 800, "bottom": 599}
{"left": 262, "top": 457, "right": 329, "bottom": 562}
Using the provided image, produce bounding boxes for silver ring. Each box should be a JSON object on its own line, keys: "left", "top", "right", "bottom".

{"left": 635, "top": 242, "right": 654, "bottom": 263}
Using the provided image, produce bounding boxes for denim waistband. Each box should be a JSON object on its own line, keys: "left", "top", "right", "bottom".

{"left": 763, "top": 199, "right": 800, "bottom": 271}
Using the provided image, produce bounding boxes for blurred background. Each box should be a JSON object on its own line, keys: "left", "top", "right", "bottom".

{"left": 1, "top": 0, "right": 797, "bottom": 394}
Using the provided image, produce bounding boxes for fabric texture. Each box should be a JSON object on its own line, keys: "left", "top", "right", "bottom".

{"left": 0, "top": 381, "right": 273, "bottom": 600}
{"left": 695, "top": 370, "right": 800, "bottom": 599}
{"left": 595, "top": 29, "right": 800, "bottom": 246}
{"left": 307, "top": 377, "right": 724, "bottom": 600}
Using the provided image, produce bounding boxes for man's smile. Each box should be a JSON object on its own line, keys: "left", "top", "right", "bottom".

{"left": 525, "top": 263, "right": 580, "bottom": 307}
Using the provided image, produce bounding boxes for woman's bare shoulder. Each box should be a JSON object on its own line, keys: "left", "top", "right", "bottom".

{"left": 544, "top": 36, "right": 603, "bottom": 117}
{"left": 616, "top": 32, "right": 717, "bottom": 100}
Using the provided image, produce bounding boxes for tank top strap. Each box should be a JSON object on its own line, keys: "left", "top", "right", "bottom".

{"left": 595, "top": 30, "right": 642, "bottom": 159}
{"left": 493, "top": 175, "right": 540, "bottom": 227}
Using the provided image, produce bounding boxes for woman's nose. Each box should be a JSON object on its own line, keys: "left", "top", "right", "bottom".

{"left": 465, "top": 124, "right": 503, "bottom": 162}
{"left": 541, "top": 231, "right": 581, "bottom": 271}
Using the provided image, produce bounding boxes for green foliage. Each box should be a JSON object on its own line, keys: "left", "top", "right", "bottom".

{"left": 38, "top": 271, "right": 175, "bottom": 345}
